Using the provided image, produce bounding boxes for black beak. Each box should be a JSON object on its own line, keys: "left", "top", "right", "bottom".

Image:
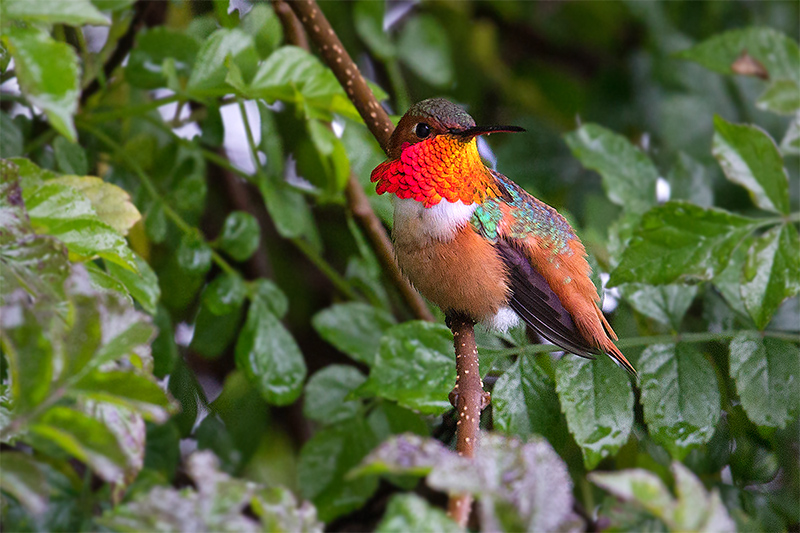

{"left": 451, "top": 125, "right": 525, "bottom": 139}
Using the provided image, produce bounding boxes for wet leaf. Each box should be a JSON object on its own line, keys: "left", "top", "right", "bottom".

{"left": 565, "top": 124, "right": 658, "bottom": 215}
{"left": 712, "top": 115, "right": 789, "bottom": 214}
{"left": 234, "top": 294, "right": 306, "bottom": 405}
{"left": 741, "top": 224, "right": 800, "bottom": 329}
{"left": 356, "top": 321, "right": 454, "bottom": 415}
{"left": 217, "top": 210, "right": 260, "bottom": 262}
{"left": 3, "top": 27, "right": 80, "bottom": 141}
{"left": 639, "top": 344, "right": 721, "bottom": 459}
{"left": 312, "top": 302, "right": 396, "bottom": 365}
{"left": 375, "top": 494, "right": 460, "bottom": 533}
{"left": 51, "top": 175, "right": 141, "bottom": 235}
{"left": 729, "top": 332, "right": 799, "bottom": 428}
{"left": 608, "top": 202, "right": 758, "bottom": 287}
{"left": 249, "top": 278, "right": 288, "bottom": 318}
{"left": 104, "top": 254, "right": 160, "bottom": 315}
{"left": 303, "top": 365, "right": 366, "bottom": 425}
{"left": 555, "top": 356, "right": 634, "bottom": 469}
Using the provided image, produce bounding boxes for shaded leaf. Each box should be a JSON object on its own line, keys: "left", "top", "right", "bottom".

{"left": 253, "top": 486, "right": 322, "bottom": 533}
{"left": 356, "top": 321, "right": 454, "bottom": 415}
{"left": 375, "top": 494, "right": 460, "bottom": 533}
{"left": 565, "top": 124, "right": 658, "bottom": 215}
{"left": 667, "top": 151, "right": 714, "bottom": 208}
{"left": 741, "top": 224, "right": 800, "bottom": 329}
{"left": 2, "top": 27, "right": 80, "bottom": 141}
{"left": 639, "top": 344, "right": 721, "bottom": 459}
{"left": 303, "top": 365, "right": 366, "bottom": 425}
{"left": 240, "top": 4, "right": 283, "bottom": 59}
{"left": 2, "top": 0, "right": 108, "bottom": 25}
{"left": 187, "top": 29, "right": 258, "bottom": 97}
{"left": 0, "top": 111, "right": 23, "bottom": 158}
{"left": 729, "top": 332, "right": 799, "bottom": 428}
{"left": 619, "top": 283, "right": 698, "bottom": 330}
{"left": 104, "top": 254, "right": 160, "bottom": 315}
{"left": 757, "top": 79, "right": 800, "bottom": 115}
{"left": 311, "top": 302, "right": 396, "bottom": 365}
{"left": 608, "top": 202, "right": 757, "bottom": 287}
{"left": 781, "top": 113, "right": 800, "bottom": 156}
{"left": 712, "top": 115, "right": 789, "bottom": 214}
{"left": 127, "top": 27, "right": 199, "bottom": 89}
{"left": 0, "top": 452, "right": 48, "bottom": 516}
{"left": 555, "top": 356, "right": 634, "bottom": 469}
{"left": 249, "top": 278, "right": 288, "bottom": 319}
{"left": 397, "top": 15, "right": 453, "bottom": 87}
{"left": 53, "top": 137, "right": 88, "bottom": 176}
{"left": 217, "top": 211, "right": 260, "bottom": 262}
{"left": 234, "top": 295, "right": 306, "bottom": 405}
{"left": 355, "top": 0, "right": 396, "bottom": 61}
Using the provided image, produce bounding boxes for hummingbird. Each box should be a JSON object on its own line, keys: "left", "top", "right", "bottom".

{"left": 371, "top": 98, "right": 635, "bottom": 375}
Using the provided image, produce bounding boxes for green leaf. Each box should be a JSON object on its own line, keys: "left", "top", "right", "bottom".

{"left": 217, "top": 211, "right": 260, "bottom": 262}
{"left": 591, "top": 462, "right": 735, "bottom": 531}
{"left": 311, "top": 302, "right": 396, "bottom": 365}
{"left": 667, "top": 152, "right": 714, "bottom": 208}
{"left": 712, "top": 115, "right": 790, "bottom": 214}
{"left": 729, "top": 332, "right": 799, "bottom": 428}
{"left": 50, "top": 175, "right": 141, "bottom": 235}
{"left": 307, "top": 118, "right": 351, "bottom": 196}
{"left": 619, "top": 283, "right": 698, "bottom": 330}
{"left": 104, "top": 253, "right": 160, "bottom": 315}
{"left": 303, "top": 365, "right": 366, "bottom": 425}
{"left": 3, "top": 27, "right": 80, "bottom": 141}
{"left": 2, "top": 0, "right": 109, "bottom": 26}
{"left": 240, "top": 3, "right": 283, "bottom": 59}
{"left": 676, "top": 27, "right": 800, "bottom": 84}
{"left": 298, "top": 418, "right": 379, "bottom": 522}
{"left": 71, "top": 370, "right": 175, "bottom": 423}
{"left": 1, "top": 111, "right": 23, "bottom": 158}
{"left": 249, "top": 278, "right": 288, "bottom": 318}
{"left": 555, "top": 356, "right": 633, "bottom": 469}
{"left": 356, "top": 322, "right": 454, "bottom": 415}
{"left": 376, "top": 494, "right": 460, "bottom": 533}
{"left": 253, "top": 486, "right": 323, "bottom": 533}
{"left": 127, "top": 27, "right": 199, "bottom": 89}
{"left": 23, "top": 182, "right": 137, "bottom": 271}
{"left": 492, "top": 356, "right": 569, "bottom": 448}
{"left": 608, "top": 202, "right": 758, "bottom": 287}
{"left": 190, "top": 284, "right": 244, "bottom": 360}
{"left": 397, "top": 15, "right": 453, "bottom": 87}
{"left": 235, "top": 296, "right": 306, "bottom": 405}
{"left": 53, "top": 137, "right": 88, "bottom": 176}
{"left": 565, "top": 124, "right": 658, "bottom": 215}
{"left": 176, "top": 233, "right": 212, "bottom": 276}
{"left": 781, "top": 113, "right": 800, "bottom": 156}
{"left": 757, "top": 79, "right": 800, "bottom": 115}
{"left": 28, "top": 406, "right": 127, "bottom": 482}
{"left": 355, "top": 0, "right": 396, "bottom": 61}
{"left": 741, "top": 224, "right": 800, "bottom": 329}
{"left": 187, "top": 28, "right": 258, "bottom": 97}
{"left": 639, "top": 344, "right": 721, "bottom": 460}
{"left": 0, "top": 452, "right": 48, "bottom": 516}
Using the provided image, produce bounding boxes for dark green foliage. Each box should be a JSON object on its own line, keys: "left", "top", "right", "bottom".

{"left": 1, "top": 2, "right": 798, "bottom": 531}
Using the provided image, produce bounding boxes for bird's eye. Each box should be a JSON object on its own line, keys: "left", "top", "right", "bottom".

{"left": 415, "top": 122, "right": 432, "bottom": 139}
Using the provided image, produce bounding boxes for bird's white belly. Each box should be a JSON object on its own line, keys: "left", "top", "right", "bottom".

{"left": 392, "top": 197, "right": 477, "bottom": 244}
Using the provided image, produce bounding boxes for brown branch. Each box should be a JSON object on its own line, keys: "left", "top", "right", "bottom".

{"left": 271, "top": 0, "right": 309, "bottom": 51}
{"left": 446, "top": 313, "right": 487, "bottom": 527}
{"left": 285, "top": 0, "right": 433, "bottom": 322}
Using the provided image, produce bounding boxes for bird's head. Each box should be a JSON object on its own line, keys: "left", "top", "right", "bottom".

{"left": 371, "top": 98, "right": 523, "bottom": 207}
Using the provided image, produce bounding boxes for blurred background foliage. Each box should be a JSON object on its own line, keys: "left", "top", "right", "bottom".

{"left": 1, "top": 0, "right": 798, "bottom": 531}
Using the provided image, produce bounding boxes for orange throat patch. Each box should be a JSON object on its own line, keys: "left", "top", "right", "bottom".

{"left": 371, "top": 136, "right": 501, "bottom": 207}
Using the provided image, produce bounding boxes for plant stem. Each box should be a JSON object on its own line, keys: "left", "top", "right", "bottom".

{"left": 84, "top": 94, "right": 182, "bottom": 122}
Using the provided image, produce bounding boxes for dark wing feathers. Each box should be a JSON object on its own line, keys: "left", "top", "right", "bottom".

{"left": 497, "top": 241, "right": 598, "bottom": 359}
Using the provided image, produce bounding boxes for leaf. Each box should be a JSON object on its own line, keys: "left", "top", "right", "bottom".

{"left": 608, "top": 202, "right": 758, "bottom": 287}
{"left": 190, "top": 290, "right": 244, "bottom": 360}
{"left": 217, "top": 211, "right": 260, "bottom": 262}
{"left": 53, "top": 137, "right": 88, "bottom": 176}
{"left": 667, "top": 152, "right": 714, "bottom": 208}
{"left": 375, "top": 494, "right": 460, "bottom": 533}
{"left": 127, "top": 27, "right": 200, "bottom": 89}
{"left": 355, "top": 0, "right": 396, "bottom": 61}
{"left": 71, "top": 370, "right": 175, "bottom": 423}
{"left": 28, "top": 406, "right": 127, "bottom": 483}
{"left": 729, "top": 332, "right": 800, "bottom": 428}
{"left": 298, "top": 418, "right": 379, "bottom": 522}
{"left": 239, "top": 3, "right": 283, "bottom": 59}
{"left": 252, "top": 487, "right": 323, "bottom": 533}
{"left": 0, "top": 111, "right": 23, "bottom": 158}
{"left": 492, "top": 356, "right": 569, "bottom": 448}
{"left": 1, "top": 0, "right": 109, "bottom": 26}
{"left": 757, "top": 79, "right": 800, "bottom": 115}
{"left": 235, "top": 295, "right": 306, "bottom": 405}
{"left": 0, "top": 452, "right": 48, "bottom": 515}
{"left": 565, "top": 124, "right": 658, "bottom": 215}
{"left": 619, "top": 283, "right": 698, "bottom": 330}
{"left": 676, "top": 27, "right": 800, "bottom": 84}
{"left": 555, "top": 356, "right": 634, "bottom": 469}
{"left": 84, "top": 402, "right": 146, "bottom": 485}
{"left": 249, "top": 278, "right": 288, "bottom": 318}
{"left": 781, "top": 113, "right": 800, "bottom": 156}
{"left": 356, "top": 321, "right": 454, "bottom": 415}
{"left": 639, "top": 344, "right": 721, "bottom": 459}
{"left": 2, "top": 27, "right": 80, "bottom": 141}
{"left": 591, "top": 462, "right": 735, "bottom": 532}
{"left": 712, "top": 115, "right": 790, "bottom": 214}
{"left": 397, "top": 15, "right": 453, "bottom": 87}
{"left": 741, "top": 224, "right": 800, "bottom": 329}
{"left": 307, "top": 118, "right": 351, "bottom": 196}
{"left": 187, "top": 28, "right": 258, "bottom": 98}
{"left": 104, "top": 253, "right": 160, "bottom": 315}
{"left": 311, "top": 302, "right": 396, "bottom": 365}
{"left": 51, "top": 175, "right": 141, "bottom": 235}
{"left": 303, "top": 365, "right": 366, "bottom": 425}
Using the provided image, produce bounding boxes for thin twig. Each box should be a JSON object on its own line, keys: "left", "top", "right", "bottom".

{"left": 283, "top": 0, "right": 433, "bottom": 321}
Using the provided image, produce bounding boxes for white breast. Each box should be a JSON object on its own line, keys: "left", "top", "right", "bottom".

{"left": 392, "top": 198, "right": 477, "bottom": 244}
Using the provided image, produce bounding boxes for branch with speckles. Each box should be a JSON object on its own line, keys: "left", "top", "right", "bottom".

{"left": 286, "top": 2, "right": 486, "bottom": 527}
{"left": 284, "top": 0, "right": 433, "bottom": 323}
